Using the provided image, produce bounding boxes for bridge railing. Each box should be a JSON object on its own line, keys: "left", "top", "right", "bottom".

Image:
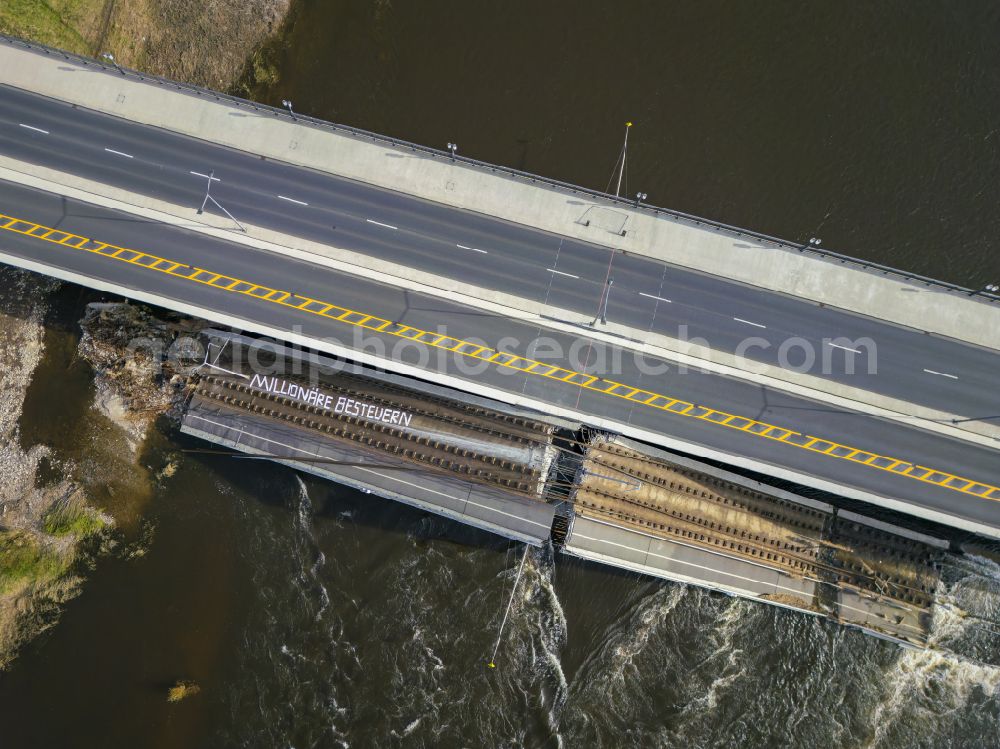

{"left": 2, "top": 33, "right": 997, "bottom": 305}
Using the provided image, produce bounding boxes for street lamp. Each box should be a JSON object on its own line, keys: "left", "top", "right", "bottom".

{"left": 970, "top": 282, "right": 1000, "bottom": 297}
{"left": 196, "top": 169, "right": 246, "bottom": 233}
{"left": 447, "top": 142, "right": 457, "bottom": 161}
{"left": 634, "top": 191, "right": 647, "bottom": 207}
{"left": 801, "top": 237, "right": 822, "bottom": 252}
{"left": 102, "top": 52, "right": 124, "bottom": 75}
{"left": 594, "top": 275, "right": 614, "bottom": 326}
{"left": 281, "top": 99, "right": 296, "bottom": 120}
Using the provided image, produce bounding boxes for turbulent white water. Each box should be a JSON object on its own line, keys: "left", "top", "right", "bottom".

{"left": 860, "top": 555, "right": 1000, "bottom": 748}
{"left": 206, "top": 471, "right": 1000, "bottom": 748}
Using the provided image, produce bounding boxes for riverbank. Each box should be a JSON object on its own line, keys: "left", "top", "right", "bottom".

{"left": 0, "top": 276, "right": 194, "bottom": 668}
{"left": 0, "top": 0, "right": 293, "bottom": 668}
{"left": 0, "top": 0, "right": 290, "bottom": 89}
{"left": 0, "top": 269, "right": 108, "bottom": 668}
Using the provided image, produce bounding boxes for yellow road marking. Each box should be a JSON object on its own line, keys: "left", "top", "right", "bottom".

{"left": 2, "top": 210, "right": 998, "bottom": 505}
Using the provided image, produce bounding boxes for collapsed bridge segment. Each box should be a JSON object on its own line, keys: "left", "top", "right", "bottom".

{"left": 564, "top": 436, "right": 947, "bottom": 647}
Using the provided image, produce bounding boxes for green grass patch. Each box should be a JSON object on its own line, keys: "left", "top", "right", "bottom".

{"left": 0, "top": 0, "right": 102, "bottom": 54}
{"left": 42, "top": 498, "right": 106, "bottom": 538}
{"left": 0, "top": 531, "right": 70, "bottom": 596}
{"left": 250, "top": 48, "right": 280, "bottom": 88}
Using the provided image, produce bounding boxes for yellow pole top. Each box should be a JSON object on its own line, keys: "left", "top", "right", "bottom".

{"left": 626, "top": 121, "right": 633, "bottom": 127}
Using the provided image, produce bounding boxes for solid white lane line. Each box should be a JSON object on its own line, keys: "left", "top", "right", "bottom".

{"left": 456, "top": 244, "right": 488, "bottom": 254}
{"left": 923, "top": 368, "right": 959, "bottom": 380}
{"left": 277, "top": 195, "right": 309, "bottom": 206}
{"left": 18, "top": 123, "right": 49, "bottom": 135}
{"left": 104, "top": 147, "right": 133, "bottom": 159}
{"left": 827, "top": 342, "right": 862, "bottom": 354}
{"left": 733, "top": 317, "right": 766, "bottom": 329}
{"left": 639, "top": 292, "right": 672, "bottom": 303}
{"left": 366, "top": 219, "right": 398, "bottom": 230}
{"left": 190, "top": 171, "right": 221, "bottom": 182}
{"left": 546, "top": 268, "right": 579, "bottom": 279}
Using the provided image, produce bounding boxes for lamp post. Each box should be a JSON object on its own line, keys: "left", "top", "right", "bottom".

{"left": 801, "top": 237, "right": 822, "bottom": 252}
{"left": 596, "top": 275, "right": 614, "bottom": 325}
{"left": 102, "top": 52, "right": 124, "bottom": 75}
{"left": 447, "top": 142, "right": 458, "bottom": 161}
{"left": 970, "top": 282, "right": 1000, "bottom": 297}
{"left": 634, "top": 191, "right": 647, "bottom": 208}
{"left": 614, "top": 121, "right": 632, "bottom": 198}
{"left": 281, "top": 99, "right": 296, "bottom": 120}
{"left": 196, "top": 170, "right": 246, "bottom": 232}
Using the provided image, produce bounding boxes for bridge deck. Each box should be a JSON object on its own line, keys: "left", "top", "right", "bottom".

{"left": 2, "top": 38, "right": 1000, "bottom": 538}
{"left": 0, "top": 183, "right": 997, "bottom": 537}
{"left": 1, "top": 35, "right": 997, "bottom": 352}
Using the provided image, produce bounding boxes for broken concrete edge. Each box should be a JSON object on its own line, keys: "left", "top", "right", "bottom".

{"left": 560, "top": 531, "right": 920, "bottom": 650}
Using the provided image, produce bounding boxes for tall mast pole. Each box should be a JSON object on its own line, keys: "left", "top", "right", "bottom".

{"left": 615, "top": 121, "right": 632, "bottom": 197}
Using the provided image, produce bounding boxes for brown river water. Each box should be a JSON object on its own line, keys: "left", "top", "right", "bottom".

{"left": 1, "top": 2, "right": 999, "bottom": 747}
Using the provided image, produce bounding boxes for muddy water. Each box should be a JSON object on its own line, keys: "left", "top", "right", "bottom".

{"left": 258, "top": 1, "right": 1000, "bottom": 288}
{"left": 1, "top": 300, "right": 997, "bottom": 747}
{"left": 2, "top": 2, "right": 1000, "bottom": 747}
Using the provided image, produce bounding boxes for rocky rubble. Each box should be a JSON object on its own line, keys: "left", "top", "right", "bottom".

{"left": 0, "top": 285, "right": 202, "bottom": 669}
{"left": 77, "top": 302, "right": 198, "bottom": 452}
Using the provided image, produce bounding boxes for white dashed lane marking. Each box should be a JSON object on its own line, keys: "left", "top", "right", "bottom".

{"left": 639, "top": 292, "right": 672, "bottom": 303}
{"left": 828, "top": 342, "right": 862, "bottom": 354}
{"left": 923, "top": 369, "right": 959, "bottom": 380}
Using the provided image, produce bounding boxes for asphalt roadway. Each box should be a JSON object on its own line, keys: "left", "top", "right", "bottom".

{"left": 0, "top": 181, "right": 998, "bottom": 536}
{"left": 1, "top": 84, "right": 999, "bottom": 425}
